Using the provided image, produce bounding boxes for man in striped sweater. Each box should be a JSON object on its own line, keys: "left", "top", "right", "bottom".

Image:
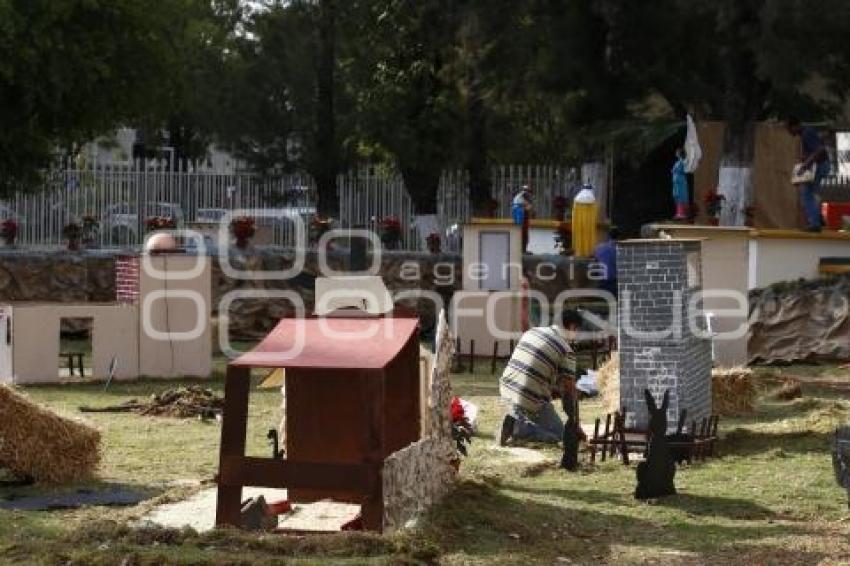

{"left": 498, "top": 309, "right": 582, "bottom": 446}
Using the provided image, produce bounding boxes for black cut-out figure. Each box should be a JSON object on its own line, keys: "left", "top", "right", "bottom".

{"left": 635, "top": 389, "right": 676, "bottom": 499}
{"left": 560, "top": 384, "right": 579, "bottom": 471}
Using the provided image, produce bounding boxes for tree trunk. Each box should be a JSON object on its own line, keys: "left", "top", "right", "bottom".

{"left": 715, "top": 0, "right": 761, "bottom": 227}
{"left": 314, "top": 0, "right": 339, "bottom": 217}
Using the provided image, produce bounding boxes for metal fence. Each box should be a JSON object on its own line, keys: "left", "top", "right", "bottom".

{"left": 821, "top": 175, "right": 850, "bottom": 202}
{"left": 0, "top": 161, "right": 316, "bottom": 249}
{"left": 337, "top": 164, "right": 584, "bottom": 251}
{"left": 2, "top": 162, "right": 597, "bottom": 251}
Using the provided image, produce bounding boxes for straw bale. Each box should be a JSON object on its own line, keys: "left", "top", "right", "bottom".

{"left": 598, "top": 358, "right": 758, "bottom": 417}
{"left": 0, "top": 385, "right": 100, "bottom": 483}
{"left": 711, "top": 367, "right": 758, "bottom": 416}
{"left": 597, "top": 354, "right": 620, "bottom": 413}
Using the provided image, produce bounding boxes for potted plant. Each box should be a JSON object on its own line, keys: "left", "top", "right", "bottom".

{"left": 483, "top": 198, "right": 499, "bottom": 218}
{"left": 554, "top": 223, "right": 572, "bottom": 255}
{"left": 230, "top": 216, "right": 256, "bottom": 249}
{"left": 450, "top": 397, "right": 473, "bottom": 471}
{"left": 1, "top": 219, "right": 18, "bottom": 247}
{"left": 426, "top": 232, "right": 441, "bottom": 254}
{"left": 63, "top": 222, "right": 82, "bottom": 251}
{"left": 744, "top": 206, "right": 756, "bottom": 227}
{"left": 81, "top": 215, "right": 99, "bottom": 248}
{"left": 310, "top": 216, "right": 333, "bottom": 243}
{"left": 145, "top": 216, "right": 177, "bottom": 232}
{"left": 553, "top": 196, "right": 569, "bottom": 221}
{"left": 377, "top": 216, "right": 402, "bottom": 249}
{"left": 704, "top": 191, "right": 725, "bottom": 226}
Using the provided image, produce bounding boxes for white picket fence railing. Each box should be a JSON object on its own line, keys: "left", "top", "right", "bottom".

{"left": 0, "top": 162, "right": 608, "bottom": 250}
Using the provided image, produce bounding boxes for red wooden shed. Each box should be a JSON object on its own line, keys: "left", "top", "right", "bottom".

{"left": 215, "top": 311, "right": 421, "bottom": 531}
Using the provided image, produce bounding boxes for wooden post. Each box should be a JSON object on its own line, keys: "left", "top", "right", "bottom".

{"left": 600, "top": 413, "right": 611, "bottom": 462}
{"left": 590, "top": 418, "right": 600, "bottom": 463}
{"left": 215, "top": 365, "right": 251, "bottom": 528}
{"left": 360, "top": 371, "right": 385, "bottom": 531}
{"left": 469, "top": 340, "right": 475, "bottom": 373}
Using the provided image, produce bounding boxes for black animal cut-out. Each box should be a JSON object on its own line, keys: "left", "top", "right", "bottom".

{"left": 635, "top": 389, "right": 677, "bottom": 500}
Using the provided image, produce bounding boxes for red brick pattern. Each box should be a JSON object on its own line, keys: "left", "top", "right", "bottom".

{"left": 115, "top": 255, "right": 140, "bottom": 304}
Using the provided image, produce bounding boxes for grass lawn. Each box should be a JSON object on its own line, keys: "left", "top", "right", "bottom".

{"left": 1, "top": 361, "right": 849, "bottom": 565}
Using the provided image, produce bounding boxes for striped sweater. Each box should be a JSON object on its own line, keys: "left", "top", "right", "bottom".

{"left": 499, "top": 325, "right": 577, "bottom": 417}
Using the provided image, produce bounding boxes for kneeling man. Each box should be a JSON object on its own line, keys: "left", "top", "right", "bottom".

{"left": 498, "top": 309, "right": 582, "bottom": 445}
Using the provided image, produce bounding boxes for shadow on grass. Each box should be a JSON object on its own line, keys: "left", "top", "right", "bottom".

{"left": 416, "top": 480, "right": 800, "bottom": 562}
{"left": 0, "top": 481, "right": 161, "bottom": 511}
{"left": 504, "top": 484, "right": 777, "bottom": 520}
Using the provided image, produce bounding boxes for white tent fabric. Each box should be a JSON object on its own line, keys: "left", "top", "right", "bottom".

{"left": 684, "top": 114, "right": 703, "bottom": 174}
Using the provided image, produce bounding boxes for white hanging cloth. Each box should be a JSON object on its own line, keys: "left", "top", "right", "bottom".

{"left": 684, "top": 114, "right": 703, "bottom": 174}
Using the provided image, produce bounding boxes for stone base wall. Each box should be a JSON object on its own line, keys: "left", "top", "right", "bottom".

{"left": 0, "top": 248, "right": 597, "bottom": 340}
{"left": 382, "top": 437, "right": 456, "bottom": 532}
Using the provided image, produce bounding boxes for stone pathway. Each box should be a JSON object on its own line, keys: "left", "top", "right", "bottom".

{"left": 140, "top": 487, "right": 359, "bottom": 533}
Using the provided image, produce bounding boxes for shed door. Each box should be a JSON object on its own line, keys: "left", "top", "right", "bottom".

{"left": 479, "top": 231, "right": 511, "bottom": 291}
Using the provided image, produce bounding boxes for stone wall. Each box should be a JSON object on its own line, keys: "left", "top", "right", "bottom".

{"left": 0, "top": 251, "right": 115, "bottom": 302}
{"left": 382, "top": 310, "right": 456, "bottom": 532}
{"left": 0, "top": 248, "right": 597, "bottom": 340}
{"left": 617, "top": 240, "right": 712, "bottom": 430}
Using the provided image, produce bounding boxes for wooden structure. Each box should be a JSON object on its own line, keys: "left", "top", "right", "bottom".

{"left": 588, "top": 408, "right": 720, "bottom": 466}
{"left": 215, "top": 311, "right": 421, "bottom": 532}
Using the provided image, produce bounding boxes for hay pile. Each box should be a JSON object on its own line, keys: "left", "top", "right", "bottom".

{"left": 772, "top": 378, "right": 803, "bottom": 401}
{"left": 597, "top": 357, "right": 758, "bottom": 417}
{"left": 0, "top": 385, "right": 100, "bottom": 483}
{"left": 80, "top": 386, "right": 223, "bottom": 419}
{"left": 711, "top": 368, "right": 758, "bottom": 416}
{"left": 596, "top": 354, "right": 620, "bottom": 413}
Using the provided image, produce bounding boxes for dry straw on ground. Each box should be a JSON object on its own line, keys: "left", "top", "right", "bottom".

{"left": 597, "top": 356, "right": 758, "bottom": 417}
{"left": 0, "top": 385, "right": 100, "bottom": 483}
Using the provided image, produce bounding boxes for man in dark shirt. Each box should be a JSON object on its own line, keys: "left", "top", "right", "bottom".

{"left": 787, "top": 117, "right": 831, "bottom": 232}
{"left": 593, "top": 227, "right": 620, "bottom": 299}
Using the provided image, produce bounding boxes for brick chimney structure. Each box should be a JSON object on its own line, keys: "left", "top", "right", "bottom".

{"left": 616, "top": 239, "right": 712, "bottom": 431}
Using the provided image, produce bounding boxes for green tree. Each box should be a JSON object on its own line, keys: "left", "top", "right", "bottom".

{"left": 0, "top": 0, "right": 195, "bottom": 192}
{"left": 346, "top": 0, "right": 461, "bottom": 215}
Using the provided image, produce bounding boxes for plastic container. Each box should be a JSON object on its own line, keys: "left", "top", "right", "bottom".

{"left": 822, "top": 202, "right": 850, "bottom": 230}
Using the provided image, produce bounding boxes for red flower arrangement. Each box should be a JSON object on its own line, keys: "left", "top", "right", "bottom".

{"left": 451, "top": 397, "right": 465, "bottom": 423}
{"left": 1, "top": 219, "right": 18, "bottom": 245}
{"left": 230, "top": 216, "right": 256, "bottom": 249}
{"left": 231, "top": 216, "right": 256, "bottom": 239}
{"left": 145, "top": 216, "right": 177, "bottom": 231}
{"left": 310, "top": 216, "right": 333, "bottom": 242}
{"left": 704, "top": 191, "right": 725, "bottom": 218}
{"left": 426, "top": 232, "right": 441, "bottom": 254}
{"left": 377, "top": 216, "right": 402, "bottom": 248}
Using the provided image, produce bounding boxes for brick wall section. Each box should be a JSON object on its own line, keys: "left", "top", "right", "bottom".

{"left": 115, "top": 255, "right": 140, "bottom": 304}
{"left": 617, "top": 240, "right": 712, "bottom": 430}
